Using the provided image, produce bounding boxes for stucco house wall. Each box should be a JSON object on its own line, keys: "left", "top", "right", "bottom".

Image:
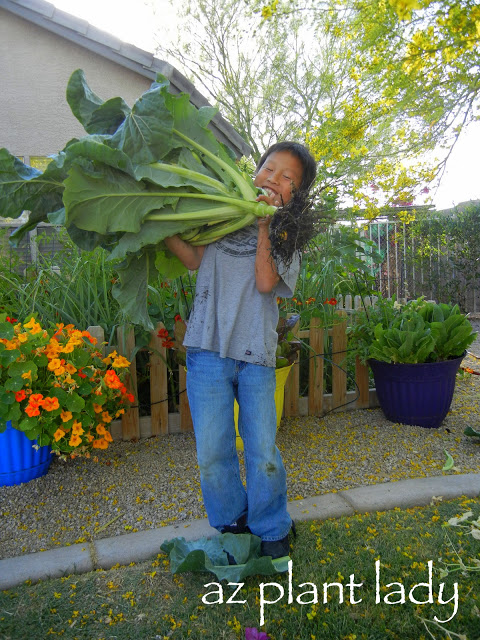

{"left": 0, "top": 0, "right": 251, "bottom": 160}
{"left": 0, "top": 8, "right": 153, "bottom": 158}
{"left": 0, "top": 0, "right": 251, "bottom": 272}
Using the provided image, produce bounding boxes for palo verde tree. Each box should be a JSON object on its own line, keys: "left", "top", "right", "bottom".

{"left": 257, "top": 0, "right": 480, "bottom": 218}
{"left": 154, "top": 0, "right": 348, "bottom": 160}
{"left": 157, "top": 0, "right": 438, "bottom": 220}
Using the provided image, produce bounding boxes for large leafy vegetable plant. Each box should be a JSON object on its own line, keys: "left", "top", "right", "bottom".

{"left": 0, "top": 70, "right": 279, "bottom": 329}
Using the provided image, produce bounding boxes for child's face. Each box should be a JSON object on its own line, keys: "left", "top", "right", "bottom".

{"left": 253, "top": 151, "right": 303, "bottom": 207}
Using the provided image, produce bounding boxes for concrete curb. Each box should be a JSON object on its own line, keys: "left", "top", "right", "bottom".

{"left": 1, "top": 473, "right": 479, "bottom": 591}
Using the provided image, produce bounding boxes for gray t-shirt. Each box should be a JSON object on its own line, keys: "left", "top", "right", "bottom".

{"left": 183, "top": 225, "right": 300, "bottom": 367}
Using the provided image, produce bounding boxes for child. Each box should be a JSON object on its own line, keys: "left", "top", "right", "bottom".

{"left": 164, "top": 141, "right": 317, "bottom": 559}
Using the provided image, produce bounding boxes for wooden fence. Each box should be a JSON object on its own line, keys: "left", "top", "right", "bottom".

{"left": 89, "top": 305, "right": 379, "bottom": 442}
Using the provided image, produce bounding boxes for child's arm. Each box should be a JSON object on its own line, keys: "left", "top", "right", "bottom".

{"left": 164, "top": 235, "right": 205, "bottom": 271}
{"left": 255, "top": 218, "right": 280, "bottom": 293}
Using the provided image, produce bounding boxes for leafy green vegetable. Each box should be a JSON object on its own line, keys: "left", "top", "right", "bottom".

{"left": 350, "top": 296, "right": 477, "bottom": 364}
{"left": 161, "top": 533, "right": 290, "bottom": 582}
{"left": 0, "top": 69, "right": 275, "bottom": 329}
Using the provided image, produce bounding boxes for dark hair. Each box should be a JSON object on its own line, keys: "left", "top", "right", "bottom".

{"left": 256, "top": 141, "right": 317, "bottom": 193}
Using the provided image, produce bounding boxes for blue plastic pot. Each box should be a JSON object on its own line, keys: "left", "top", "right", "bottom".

{"left": 0, "top": 421, "right": 53, "bottom": 487}
{"left": 368, "top": 354, "right": 465, "bottom": 429}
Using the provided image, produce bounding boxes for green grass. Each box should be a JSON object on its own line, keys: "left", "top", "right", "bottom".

{"left": 1, "top": 496, "right": 479, "bottom": 640}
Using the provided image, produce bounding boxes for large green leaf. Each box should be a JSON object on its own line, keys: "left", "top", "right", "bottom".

{"left": 8, "top": 360, "right": 38, "bottom": 379}
{"left": 63, "top": 163, "right": 173, "bottom": 235}
{"left": 112, "top": 250, "right": 158, "bottom": 330}
{"left": 154, "top": 250, "right": 189, "bottom": 280}
{"left": 161, "top": 533, "right": 290, "bottom": 582}
{"left": 0, "top": 70, "right": 264, "bottom": 329}
{"left": 109, "top": 219, "right": 195, "bottom": 261}
{"left": 0, "top": 149, "right": 64, "bottom": 222}
{"left": 5, "top": 149, "right": 72, "bottom": 246}
{"left": 65, "top": 137, "right": 135, "bottom": 177}
{"left": 65, "top": 392, "right": 85, "bottom": 414}
{"left": 109, "top": 78, "right": 174, "bottom": 165}
{"left": 0, "top": 321, "right": 15, "bottom": 340}
{"left": 66, "top": 69, "right": 130, "bottom": 134}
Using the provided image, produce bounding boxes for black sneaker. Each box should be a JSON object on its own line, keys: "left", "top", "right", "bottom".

{"left": 260, "top": 521, "right": 296, "bottom": 560}
{"left": 220, "top": 513, "right": 250, "bottom": 535}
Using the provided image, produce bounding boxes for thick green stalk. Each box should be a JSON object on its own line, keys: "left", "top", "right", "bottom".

{"left": 172, "top": 129, "right": 258, "bottom": 201}
{"left": 145, "top": 205, "right": 244, "bottom": 223}
{"left": 142, "top": 192, "right": 274, "bottom": 217}
{"left": 187, "top": 214, "right": 257, "bottom": 245}
{"left": 147, "top": 162, "right": 231, "bottom": 194}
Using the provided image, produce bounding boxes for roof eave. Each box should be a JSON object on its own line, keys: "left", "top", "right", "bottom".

{"left": 0, "top": 0, "right": 252, "bottom": 158}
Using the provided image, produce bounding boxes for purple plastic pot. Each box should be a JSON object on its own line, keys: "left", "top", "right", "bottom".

{"left": 0, "top": 421, "right": 53, "bottom": 486}
{"left": 368, "top": 353, "right": 465, "bottom": 429}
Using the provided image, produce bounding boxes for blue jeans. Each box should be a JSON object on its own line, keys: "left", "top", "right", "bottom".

{"left": 186, "top": 349, "right": 291, "bottom": 542}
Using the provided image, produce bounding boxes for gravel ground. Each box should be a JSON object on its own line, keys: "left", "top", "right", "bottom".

{"left": 1, "top": 323, "right": 479, "bottom": 561}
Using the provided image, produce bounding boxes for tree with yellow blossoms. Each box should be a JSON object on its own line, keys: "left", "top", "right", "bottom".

{"left": 256, "top": 0, "right": 480, "bottom": 219}
{"left": 159, "top": 0, "right": 478, "bottom": 221}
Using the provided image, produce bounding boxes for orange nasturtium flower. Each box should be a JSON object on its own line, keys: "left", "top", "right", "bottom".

{"left": 93, "top": 403, "right": 104, "bottom": 414}
{"left": 60, "top": 410, "right": 73, "bottom": 422}
{"left": 23, "top": 317, "right": 42, "bottom": 334}
{"left": 40, "top": 396, "right": 60, "bottom": 412}
{"left": 102, "top": 411, "right": 112, "bottom": 423}
{"left": 69, "top": 433, "right": 82, "bottom": 447}
{"left": 81, "top": 330, "right": 97, "bottom": 345}
{"left": 93, "top": 438, "right": 108, "bottom": 450}
{"left": 25, "top": 404, "right": 40, "bottom": 417}
{"left": 15, "top": 389, "right": 27, "bottom": 402}
{"left": 72, "top": 420, "right": 84, "bottom": 436}
{"left": 104, "top": 369, "right": 123, "bottom": 389}
{"left": 112, "top": 355, "right": 130, "bottom": 368}
{"left": 29, "top": 393, "right": 44, "bottom": 406}
{"left": 48, "top": 358, "right": 62, "bottom": 371}
{"left": 54, "top": 429, "right": 65, "bottom": 442}
{"left": 96, "top": 424, "right": 107, "bottom": 435}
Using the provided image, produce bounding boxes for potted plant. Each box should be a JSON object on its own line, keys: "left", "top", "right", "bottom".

{"left": 0, "top": 314, "right": 134, "bottom": 486}
{"left": 349, "top": 297, "right": 477, "bottom": 428}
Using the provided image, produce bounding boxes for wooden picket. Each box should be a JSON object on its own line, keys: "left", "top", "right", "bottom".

{"left": 88, "top": 307, "right": 379, "bottom": 440}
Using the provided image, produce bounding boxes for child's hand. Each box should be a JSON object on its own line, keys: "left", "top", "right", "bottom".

{"left": 256, "top": 191, "right": 281, "bottom": 229}
{"left": 257, "top": 213, "right": 273, "bottom": 229}
{"left": 256, "top": 191, "right": 283, "bottom": 208}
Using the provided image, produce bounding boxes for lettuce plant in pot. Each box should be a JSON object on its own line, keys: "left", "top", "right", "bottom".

{"left": 349, "top": 297, "right": 477, "bottom": 428}
{"left": 0, "top": 314, "right": 134, "bottom": 486}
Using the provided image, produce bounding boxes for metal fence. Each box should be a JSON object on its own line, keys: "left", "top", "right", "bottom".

{"left": 362, "top": 219, "right": 479, "bottom": 313}
{"left": 0, "top": 222, "right": 65, "bottom": 274}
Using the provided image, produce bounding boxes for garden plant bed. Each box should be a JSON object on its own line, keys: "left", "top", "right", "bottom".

{"left": 0, "top": 355, "right": 479, "bottom": 561}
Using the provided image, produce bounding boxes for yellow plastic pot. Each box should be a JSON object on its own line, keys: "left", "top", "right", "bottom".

{"left": 234, "top": 364, "right": 293, "bottom": 451}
